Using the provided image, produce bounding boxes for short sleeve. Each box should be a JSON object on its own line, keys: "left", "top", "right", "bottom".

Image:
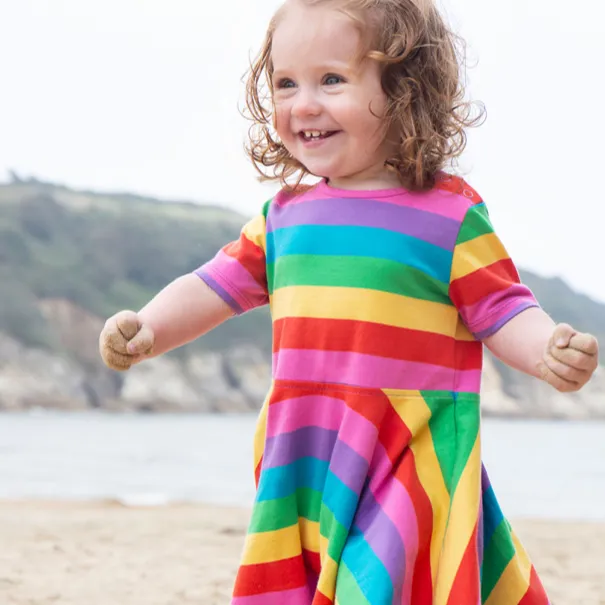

{"left": 195, "top": 203, "right": 270, "bottom": 315}
{"left": 449, "top": 202, "right": 539, "bottom": 340}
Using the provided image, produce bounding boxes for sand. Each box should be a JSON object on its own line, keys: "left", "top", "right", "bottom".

{"left": 0, "top": 501, "right": 603, "bottom": 605}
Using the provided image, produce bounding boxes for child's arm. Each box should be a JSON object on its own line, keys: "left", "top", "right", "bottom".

{"left": 483, "top": 307, "right": 599, "bottom": 392}
{"left": 99, "top": 274, "right": 233, "bottom": 371}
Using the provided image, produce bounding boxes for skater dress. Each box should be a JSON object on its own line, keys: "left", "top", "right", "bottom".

{"left": 195, "top": 175, "right": 551, "bottom": 605}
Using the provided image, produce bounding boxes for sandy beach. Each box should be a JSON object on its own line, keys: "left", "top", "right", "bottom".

{"left": 0, "top": 501, "right": 603, "bottom": 605}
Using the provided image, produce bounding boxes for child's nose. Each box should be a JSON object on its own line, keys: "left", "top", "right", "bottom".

{"left": 291, "top": 89, "right": 322, "bottom": 118}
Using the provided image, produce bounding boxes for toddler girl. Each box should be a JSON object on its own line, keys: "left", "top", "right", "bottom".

{"left": 100, "top": 0, "right": 599, "bottom": 603}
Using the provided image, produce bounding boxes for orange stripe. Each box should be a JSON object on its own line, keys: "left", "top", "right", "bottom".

{"left": 273, "top": 317, "right": 482, "bottom": 370}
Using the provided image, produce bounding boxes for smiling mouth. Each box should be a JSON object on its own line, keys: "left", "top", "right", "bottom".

{"left": 299, "top": 130, "right": 339, "bottom": 142}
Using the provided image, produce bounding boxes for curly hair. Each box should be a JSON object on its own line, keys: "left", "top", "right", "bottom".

{"left": 244, "top": 0, "right": 484, "bottom": 192}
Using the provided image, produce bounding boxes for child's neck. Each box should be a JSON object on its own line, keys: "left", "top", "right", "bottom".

{"left": 325, "top": 169, "right": 402, "bottom": 192}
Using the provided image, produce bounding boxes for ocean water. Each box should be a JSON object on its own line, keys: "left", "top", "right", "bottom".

{"left": 1, "top": 412, "right": 604, "bottom": 521}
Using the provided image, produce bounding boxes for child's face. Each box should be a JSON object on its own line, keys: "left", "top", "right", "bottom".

{"left": 271, "top": 2, "right": 398, "bottom": 189}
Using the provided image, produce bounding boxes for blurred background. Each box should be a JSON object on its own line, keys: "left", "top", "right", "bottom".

{"left": 0, "top": 0, "right": 604, "bottom": 603}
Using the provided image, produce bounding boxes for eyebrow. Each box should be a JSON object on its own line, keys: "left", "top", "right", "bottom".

{"left": 271, "top": 62, "right": 357, "bottom": 80}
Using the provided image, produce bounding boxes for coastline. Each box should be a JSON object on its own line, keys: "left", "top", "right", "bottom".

{"left": 0, "top": 500, "right": 603, "bottom": 604}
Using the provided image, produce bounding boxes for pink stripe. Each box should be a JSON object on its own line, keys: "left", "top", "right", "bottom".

{"left": 231, "top": 585, "right": 311, "bottom": 605}
{"left": 265, "top": 393, "right": 420, "bottom": 599}
{"left": 266, "top": 395, "right": 345, "bottom": 437}
{"left": 460, "top": 287, "right": 536, "bottom": 335}
{"left": 368, "top": 442, "right": 419, "bottom": 600}
{"left": 266, "top": 395, "right": 378, "bottom": 464}
{"left": 273, "top": 349, "right": 482, "bottom": 392}
{"left": 208, "top": 250, "right": 267, "bottom": 311}
{"left": 377, "top": 190, "right": 469, "bottom": 221}
{"left": 276, "top": 182, "right": 470, "bottom": 221}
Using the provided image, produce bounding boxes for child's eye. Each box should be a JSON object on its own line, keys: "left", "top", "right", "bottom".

{"left": 323, "top": 74, "right": 345, "bottom": 86}
{"left": 276, "top": 78, "right": 296, "bottom": 89}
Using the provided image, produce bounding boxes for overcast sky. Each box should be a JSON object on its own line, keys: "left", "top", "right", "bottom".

{"left": 1, "top": 0, "right": 604, "bottom": 302}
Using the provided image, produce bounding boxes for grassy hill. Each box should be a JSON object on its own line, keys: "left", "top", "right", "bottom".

{"left": 1, "top": 176, "right": 603, "bottom": 360}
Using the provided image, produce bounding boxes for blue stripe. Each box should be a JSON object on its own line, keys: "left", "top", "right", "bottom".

{"left": 482, "top": 484, "right": 504, "bottom": 547}
{"left": 322, "top": 470, "right": 359, "bottom": 530}
{"left": 266, "top": 225, "right": 452, "bottom": 284}
{"left": 256, "top": 457, "right": 329, "bottom": 502}
{"left": 339, "top": 525, "right": 394, "bottom": 604}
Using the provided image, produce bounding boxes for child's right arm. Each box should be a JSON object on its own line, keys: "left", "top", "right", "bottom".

{"left": 99, "top": 274, "right": 233, "bottom": 371}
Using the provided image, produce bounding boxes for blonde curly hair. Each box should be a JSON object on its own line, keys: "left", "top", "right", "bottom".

{"left": 244, "top": 0, "right": 484, "bottom": 192}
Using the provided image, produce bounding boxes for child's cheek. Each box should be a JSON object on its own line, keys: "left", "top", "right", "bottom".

{"left": 273, "top": 104, "right": 290, "bottom": 141}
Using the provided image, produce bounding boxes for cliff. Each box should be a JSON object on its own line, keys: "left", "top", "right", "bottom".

{"left": 0, "top": 176, "right": 602, "bottom": 418}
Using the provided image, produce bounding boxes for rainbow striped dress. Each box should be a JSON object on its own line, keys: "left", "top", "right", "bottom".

{"left": 196, "top": 175, "right": 550, "bottom": 605}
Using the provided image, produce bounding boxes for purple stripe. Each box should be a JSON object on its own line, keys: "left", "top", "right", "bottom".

{"left": 274, "top": 349, "right": 482, "bottom": 392}
{"left": 328, "top": 439, "right": 370, "bottom": 495}
{"left": 473, "top": 301, "right": 540, "bottom": 340}
{"left": 195, "top": 269, "right": 243, "bottom": 314}
{"left": 263, "top": 426, "right": 337, "bottom": 469}
{"left": 266, "top": 197, "right": 461, "bottom": 250}
{"left": 263, "top": 426, "right": 370, "bottom": 495}
{"left": 354, "top": 489, "right": 406, "bottom": 598}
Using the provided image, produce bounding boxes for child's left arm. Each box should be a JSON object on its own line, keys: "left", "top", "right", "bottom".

{"left": 483, "top": 307, "right": 599, "bottom": 392}
{"left": 449, "top": 191, "right": 599, "bottom": 393}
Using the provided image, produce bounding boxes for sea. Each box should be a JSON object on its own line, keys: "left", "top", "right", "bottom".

{"left": 1, "top": 412, "right": 604, "bottom": 521}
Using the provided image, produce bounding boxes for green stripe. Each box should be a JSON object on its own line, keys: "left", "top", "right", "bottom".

{"left": 448, "top": 396, "right": 480, "bottom": 495}
{"left": 427, "top": 404, "right": 457, "bottom": 494}
{"left": 320, "top": 504, "right": 349, "bottom": 563}
{"left": 248, "top": 488, "right": 323, "bottom": 533}
{"left": 481, "top": 518, "right": 516, "bottom": 601}
{"left": 422, "top": 394, "right": 480, "bottom": 495}
{"left": 267, "top": 255, "right": 451, "bottom": 304}
{"left": 335, "top": 562, "right": 372, "bottom": 605}
{"left": 456, "top": 204, "right": 494, "bottom": 244}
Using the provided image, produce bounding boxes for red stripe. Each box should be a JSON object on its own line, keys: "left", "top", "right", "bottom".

{"left": 450, "top": 258, "right": 520, "bottom": 308}
{"left": 233, "top": 555, "right": 307, "bottom": 597}
{"left": 518, "top": 567, "right": 550, "bottom": 605}
{"left": 302, "top": 548, "right": 321, "bottom": 575}
{"left": 254, "top": 458, "right": 262, "bottom": 488}
{"left": 223, "top": 233, "right": 266, "bottom": 288}
{"left": 269, "top": 381, "right": 387, "bottom": 429}
{"left": 446, "top": 524, "right": 480, "bottom": 605}
{"left": 273, "top": 317, "right": 482, "bottom": 370}
{"left": 377, "top": 396, "right": 413, "bottom": 463}
{"left": 435, "top": 175, "right": 483, "bottom": 203}
{"left": 398, "top": 450, "right": 434, "bottom": 604}
{"left": 313, "top": 592, "right": 334, "bottom": 605}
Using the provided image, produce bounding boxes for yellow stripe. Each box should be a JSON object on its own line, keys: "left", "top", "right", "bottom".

{"left": 242, "top": 214, "right": 267, "bottom": 253}
{"left": 455, "top": 317, "right": 476, "bottom": 342}
{"left": 299, "top": 517, "right": 320, "bottom": 553}
{"left": 387, "top": 393, "right": 450, "bottom": 589}
{"left": 319, "top": 533, "right": 330, "bottom": 565}
{"left": 272, "top": 286, "right": 457, "bottom": 336}
{"left": 241, "top": 524, "right": 301, "bottom": 565}
{"left": 252, "top": 385, "right": 273, "bottom": 471}
{"left": 434, "top": 435, "right": 481, "bottom": 605}
{"left": 451, "top": 232, "right": 509, "bottom": 280}
{"left": 484, "top": 532, "right": 532, "bottom": 605}
{"left": 316, "top": 555, "right": 339, "bottom": 601}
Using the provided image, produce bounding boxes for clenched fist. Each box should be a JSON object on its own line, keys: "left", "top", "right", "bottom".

{"left": 99, "top": 310, "right": 155, "bottom": 371}
{"left": 537, "top": 323, "right": 599, "bottom": 393}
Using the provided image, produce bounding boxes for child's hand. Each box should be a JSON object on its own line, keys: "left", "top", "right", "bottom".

{"left": 99, "top": 310, "right": 155, "bottom": 371}
{"left": 538, "top": 323, "right": 599, "bottom": 392}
